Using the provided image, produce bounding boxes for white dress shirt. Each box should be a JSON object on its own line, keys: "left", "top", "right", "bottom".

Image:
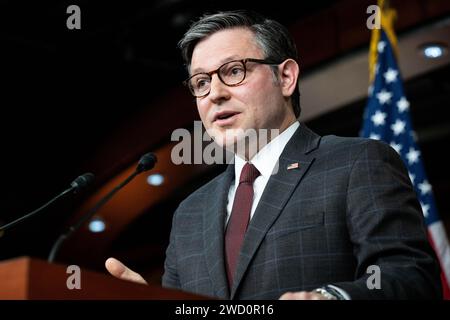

{"left": 226, "top": 121, "right": 299, "bottom": 222}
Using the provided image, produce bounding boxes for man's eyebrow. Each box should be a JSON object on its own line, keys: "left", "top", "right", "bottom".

{"left": 190, "top": 55, "right": 242, "bottom": 74}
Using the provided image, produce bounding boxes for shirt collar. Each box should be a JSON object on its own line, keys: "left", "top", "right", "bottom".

{"left": 234, "top": 121, "right": 300, "bottom": 180}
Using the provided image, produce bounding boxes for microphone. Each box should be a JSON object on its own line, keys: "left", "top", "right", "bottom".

{"left": 47, "top": 152, "right": 157, "bottom": 263}
{"left": 136, "top": 152, "right": 157, "bottom": 173}
{"left": 0, "top": 173, "right": 95, "bottom": 237}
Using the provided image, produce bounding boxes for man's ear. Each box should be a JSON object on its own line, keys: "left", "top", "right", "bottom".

{"left": 279, "top": 59, "right": 299, "bottom": 97}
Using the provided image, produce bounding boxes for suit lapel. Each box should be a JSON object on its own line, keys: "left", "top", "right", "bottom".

{"left": 230, "top": 125, "right": 321, "bottom": 298}
{"left": 203, "top": 164, "right": 234, "bottom": 299}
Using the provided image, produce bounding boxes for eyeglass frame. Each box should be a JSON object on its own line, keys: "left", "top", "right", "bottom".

{"left": 183, "top": 58, "right": 282, "bottom": 98}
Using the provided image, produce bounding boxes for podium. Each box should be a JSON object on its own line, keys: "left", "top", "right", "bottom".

{"left": 0, "top": 256, "right": 210, "bottom": 300}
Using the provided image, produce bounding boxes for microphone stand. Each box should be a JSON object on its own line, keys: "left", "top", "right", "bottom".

{"left": 48, "top": 170, "right": 139, "bottom": 263}
{"left": 0, "top": 188, "right": 73, "bottom": 237}
{"left": 0, "top": 173, "right": 94, "bottom": 237}
{"left": 47, "top": 152, "right": 156, "bottom": 263}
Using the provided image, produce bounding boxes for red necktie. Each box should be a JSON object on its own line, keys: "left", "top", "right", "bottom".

{"left": 225, "top": 162, "right": 260, "bottom": 288}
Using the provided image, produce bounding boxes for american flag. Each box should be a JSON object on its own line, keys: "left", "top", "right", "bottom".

{"left": 361, "top": 24, "right": 450, "bottom": 298}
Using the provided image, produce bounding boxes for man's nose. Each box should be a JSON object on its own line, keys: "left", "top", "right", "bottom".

{"left": 208, "top": 74, "right": 231, "bottom": 102}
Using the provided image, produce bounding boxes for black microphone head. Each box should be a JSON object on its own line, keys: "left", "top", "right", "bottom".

{"left": 136, "top": 152, "right": 157, "bottom": 173}
{"left": 70, "top": 172, "right": 95, "bottom": 191}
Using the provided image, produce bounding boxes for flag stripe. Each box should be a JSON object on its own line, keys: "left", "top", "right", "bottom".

{"left": 429, "top": 222, "right": 450, "bottom": 284}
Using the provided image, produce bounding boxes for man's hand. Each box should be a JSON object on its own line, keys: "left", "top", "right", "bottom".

{"left": 279, "top": 291, "right": 332, "bottom": 300}
{"left": 105, "top": 257, "right": 148, "bottom": 285}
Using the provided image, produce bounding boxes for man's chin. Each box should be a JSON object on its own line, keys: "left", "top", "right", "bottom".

{"left": 207, "top": 127, "right": 240, "bottom": 147}
{"left": 210, "top": 134, "right": 238, "bottom": 150}
{"left": 208, "top": 127, "right": 261, "bottom": 158}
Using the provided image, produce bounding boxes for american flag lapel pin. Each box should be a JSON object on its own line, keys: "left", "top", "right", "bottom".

{"left": 287, "top": 162, "right": 299, "bottom": 170}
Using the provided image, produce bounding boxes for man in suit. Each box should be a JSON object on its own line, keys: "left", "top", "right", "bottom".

{"left": 106, "top": 10, "right": 442, "bottom": 300}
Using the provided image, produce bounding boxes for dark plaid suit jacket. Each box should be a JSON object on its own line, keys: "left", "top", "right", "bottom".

{"left": 162, "top": 125, "right": 442, "bottom": 299}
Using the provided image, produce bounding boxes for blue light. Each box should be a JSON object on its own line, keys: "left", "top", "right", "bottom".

{"left": 147, "top": 173, "right": 164, "bottom": 186}
{"left": 89, "top": 217, "right": 106, "bottom": 233}
{"left": 423, "top": 45, "right": 445, "bottom": 59}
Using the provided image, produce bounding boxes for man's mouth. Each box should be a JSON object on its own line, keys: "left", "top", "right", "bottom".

{"left": 213, "top": 111, "right": 240, "bottom": 126}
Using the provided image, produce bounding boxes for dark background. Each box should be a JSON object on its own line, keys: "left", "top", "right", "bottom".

{"left": 0, "top": 0, "right": 449, "bottom": 284}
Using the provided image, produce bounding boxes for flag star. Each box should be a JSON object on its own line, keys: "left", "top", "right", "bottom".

{"left": 420, "top": 202, "right": 430, "bottom": 218}
{"left": 409, "top": 172, "right": 416, "bottom": 185}
{"left": 371, "top": 110, "right": 387, "bottom": 126}
{"left": 369, "top": 133, "right": 381, "bottom": 140}
{"left": 391, "top": 119, "right": 406, "bottom": 136}
{"left": 383, "top": 68, "right": 398, "bottom": 83}
{"left": 397, "top": 97, "right": 410, "bottom": 113}
{"left": 376, "top": 89, "right": 392, "bottom": 105}
{"left": 418, "top": 180, "right": 432, "bottom": 195}
{"left": 390, "top": 142, "right": 402, "bottom": 154}
{"left": 377, "top": 41, "right": 386, "bottom": 53}
{"left": 406, "top": 147, "right": 420, "bottom": 165}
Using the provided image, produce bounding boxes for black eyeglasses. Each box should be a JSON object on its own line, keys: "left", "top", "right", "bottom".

{"left": 183, "top": 58, "right": 281, "bottom": 98}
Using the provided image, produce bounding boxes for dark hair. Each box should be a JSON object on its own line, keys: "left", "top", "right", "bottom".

{"left": 178, "top": 10, "right": 301, "bottom": 118}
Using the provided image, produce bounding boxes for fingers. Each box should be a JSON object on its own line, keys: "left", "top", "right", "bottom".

{"left": 279, "top": 291, "right": 328, "bottom": 300}
{"left": 105, "top": 257, "right": 148, "bottom": 285}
